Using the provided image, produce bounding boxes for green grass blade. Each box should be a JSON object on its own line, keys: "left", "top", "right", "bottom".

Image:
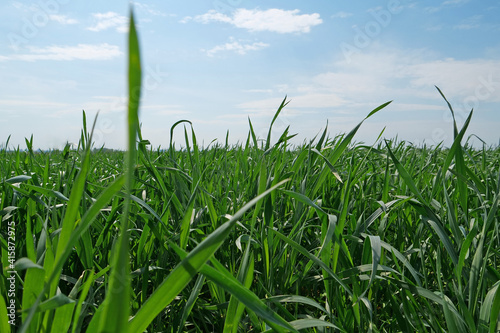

{"left": 98, "top": 8, "right": 142, "bottom": 333}
{"left": 385, "top": 140, "right": 426, "bottom": 205}
{"left": 0, "top": 293, "right": 11, "bottom": 333}
{"left": 170, "top": 244, "right": 295, "bottom": 333}
{"left": 176, "top": 274, "right": 206, "bottom": 333}
{"left": 265, "top": 96, "right": 289, "bottom": 150}
{"left": 128, "top": 179, "right": 290, "bottom": 332}
{"left": 223, "top": 244, "right": 254, "bottom": 333}
{"left": 71, "top": 270, "right": 95, "bottom": 333}
{"left": 270, "top": 229, "right": 353, "bottom": 297}
{"left": 361, "top": 235, "right": 381, "bottom": 298}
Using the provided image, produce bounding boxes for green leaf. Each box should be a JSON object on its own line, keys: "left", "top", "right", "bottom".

{"left": 4, "top": 175, "right": 31, "bottom": 184}
{"left": 0, "top": 292, "right": 11, "bottom": 333}
{"left": 177, "top": 274, "right": 206, "bottom": 333}
{"left": 265, "top": 96, "right": 290, "bottom": 150}
{"left": 98, "top": 8, "right": 142, "bottom": 333}
{"left": 128, "top": 179, "right": 291, "bottom": 332}
{"left": 36, "top": 293, "right": 74, "bottom": 313}
{"left": 270, "top": 229, "right": 353, "bottom": 297}
{"left": 170, "top": 243, "right": 295, "bottom": 333}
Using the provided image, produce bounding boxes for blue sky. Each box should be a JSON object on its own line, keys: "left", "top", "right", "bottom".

{"left": 1, "top": 0, "right": 499, "bottom": 149}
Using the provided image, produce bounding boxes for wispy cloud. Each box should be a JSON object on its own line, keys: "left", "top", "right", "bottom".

{"left": 188, "top": 8, "right": 322, "bottom": 34}
{"left": 454, "top": 15, "right": 482, "bottom": 30}
{"left": 425, "top": 0, "right": 470, "bottom": 13}
{"left": 49, "top": 14, "right": 78, "bottom": 25}
{"left": 442, "top": 0, "right": 470, "bottom": 5}
{"left": 0, "top": 44, "right": 122, "bottom": 61}
{"left": 87, "top": 12, "right": 128, "bottom": 33}
{"left": 332, "top": 11, "right": 353, "bottom": 19}
{"left": 133, "top": 2, "right": 169, "bottom": 17}
{"left": 204, "top": 38, "right": 269, "bottom": 56}
{"left": 239, "top": 46, "right": 500, "bottom": 120}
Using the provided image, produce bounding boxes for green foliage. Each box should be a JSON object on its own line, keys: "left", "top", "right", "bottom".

{"left": 1, "top": 8, "right": 499, "bottom": 333}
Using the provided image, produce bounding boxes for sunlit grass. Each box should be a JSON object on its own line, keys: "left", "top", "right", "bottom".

{"left": 1, "top": 9, "right": 499, "bottom": 333}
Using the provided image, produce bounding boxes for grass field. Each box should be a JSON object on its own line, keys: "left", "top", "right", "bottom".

{"left": 1, "top": 10, "right": 499, "bottom": 333}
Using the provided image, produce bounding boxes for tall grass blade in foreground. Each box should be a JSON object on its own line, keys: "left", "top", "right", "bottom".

{"left": 95, "top": 8, "right": 142, "bottom": 333}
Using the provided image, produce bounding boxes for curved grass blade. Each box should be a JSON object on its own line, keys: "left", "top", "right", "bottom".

{"left": 265, "top": 295, "right": 328, "bottom": 314}
{"left": 262, "top": 319, "right": 343, "bottom": 332}
{"left": 128, "top": 179, "right": 291, "bottom": 333}
{"left": 265, "top": 96, "right": 290, "bottom": 150}
{"left": 171, "top": 244, "right": 297, "bottom": 333}
{"left": 270, "top": 229, "right": 353, "bottom": 297}
{"left": 478, "top": 281, "right": 500, "bottom": 333}
{"left": 329, "top": 101, "right": 391, "bottom": 168}
{"left": 360, "top": 235, "right": 381, "bottom": 299}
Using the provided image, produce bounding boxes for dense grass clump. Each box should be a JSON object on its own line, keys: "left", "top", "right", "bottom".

{"left": 1, "top": 10, "right": 499, "bottom": 333}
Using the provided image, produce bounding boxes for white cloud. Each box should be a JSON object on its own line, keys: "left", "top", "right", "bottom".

{"left": 454, "top": 15, "right": 482, "bottom": 30}
{"left": 0, "top": 99, "right": 69, "bottom": 107}
{"left": 205, "top": 39, "right": 269, "bottom": 56}
{"left": 443, "top": 0, "right": 470, "bottom": 5}
{"left": 332, "top": 11, "right": 353, "bottom": 19}
{"left": 243, "top": 89, "right": 274, "bottom": 94}
{"left": 87, "top": 12, "right": 128, "bottom": 33}
{"left": 144, "top": 105, "right": 190, "bottom": 116}
{"left": 50, "top": 14, "right": 78, "bottom": 25}
{"left": 133, "top": 2, "right": 169, "bottom": 17}
{"left": 425, "top": 0, "right": 470, "bottom": 13}
{"left": 192, "top": 8, "right": 322, "bottom": 33}
{"left": 0, "top": 44, "right": 122, "bottom": 61}
{"left": 236, "top": 47, "right": 500, "bottom": 127}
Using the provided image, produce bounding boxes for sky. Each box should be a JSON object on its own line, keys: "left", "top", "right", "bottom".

{"left": 1, "top": 0, "right": 499, "bottom": 150}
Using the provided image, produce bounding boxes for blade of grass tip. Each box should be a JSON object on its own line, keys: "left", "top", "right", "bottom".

{"left": 128, "top": 179, "right": 291, "bottom": 333}
{"left": 311, "top": 148, "right": 343, "bottom": 183}
{"left": 265, "top": 96, "right": 290, "bottom": 150}
{"left": 98, "top": 8, "right": 141, "bottom": 333}
{"left": 435, "top": 86, "right": 458, "bottom": 138}
{"left": 169, "top": 119, "right": 192, "bottom": 157}
{"left": 436, "top": 88, "right": 472, "bottom": 217}
{"left": 435, "top": 109, "right": 473, "bottom": 198}
{"left": 329, "top": 101, "right": 391, "bottom": 167}
{"left": 314, "top": 120, "right": 328, "bottom": 151}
